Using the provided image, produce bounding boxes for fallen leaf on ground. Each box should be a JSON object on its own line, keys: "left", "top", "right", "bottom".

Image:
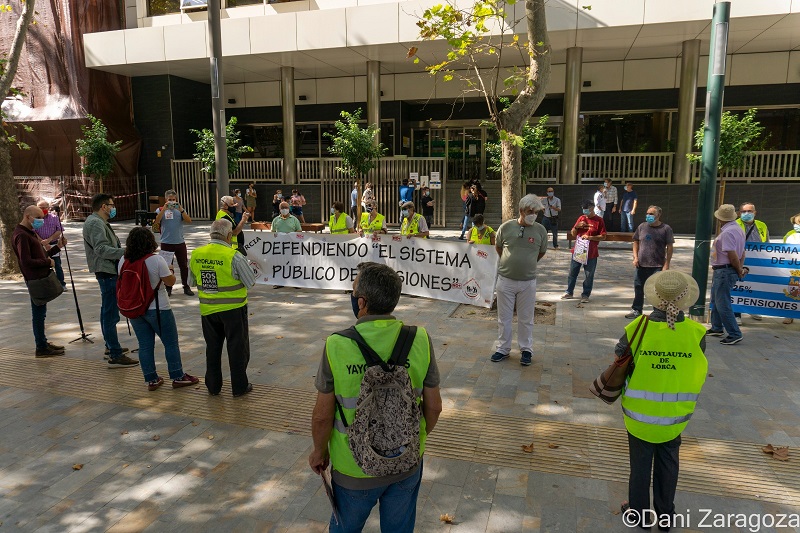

{"left": 152, "top": 435, "right": 161, "bottom": 441}
{"left": 708, "top": 373, "right": 714, "bottom": 377}
{"left": 191, "top": 421, "right": 199, "bottom": 426}
{"left": 522, "top": 443, "right": 534, "bottom": 453}
{"left": 439, "top": 513, "right": 454, "bottom": 524}
{"left": 407, "top": 46, "right": 418, "bottom": 58}
{"left": 442, "top": 343, "right": 448, "bottom": 346}
{"left": 120, "top": 430, "right": 128, "bottom": 435}
{"left": 122, "top": 464, "right": 129, "bottom": 468}
{"left": 275, "top": 335, "right": 284, "bottom": 339}
{"left": 548, "top": 443, "right": 560, "bottom": 449}
{"left": 773, "top": 447, "right": 790, "bottom": 461}
{"left": 207, "top": 435, "right": 215, "bottom": 440}
{"left": 72, "top": 464, "right": 83, "bottom": 470}
{"left": 612, "top": 509, "right": 621, "bottom": 515}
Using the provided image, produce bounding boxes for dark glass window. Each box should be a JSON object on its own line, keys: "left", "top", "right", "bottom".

{"left": 149, "top": 0, "right": 181, "bottom": 16}
{"left": 227, "top": 0, "right": 263, "bottom": 6}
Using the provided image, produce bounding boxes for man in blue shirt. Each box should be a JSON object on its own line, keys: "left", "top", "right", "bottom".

{"left": 350, "top": 182, "right": 359, "bottom": 220}
{"left": 620, "top": 182, "right": 639, "bottom": 232}
{"left": 399, "top": 179, "right": 415, "bottom": 221}
{"left": 154, "top": 189, "right": 194, "bottom": 296}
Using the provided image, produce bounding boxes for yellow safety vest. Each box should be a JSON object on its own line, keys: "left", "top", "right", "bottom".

{"left": 469, "top": 226, "right": 495, "bottom": 245}
{"left": 621, "top": 316, "right": 708, "bottom": 443}
{"left": 401, "top": 213, "right": 426, "bottom": 237}
{"left": 325, "top": 320, "right": 431, "bottom": 479}
{"left": 736, "top": 219, "right": 768, "bottom": 242}
{"left": 360, "top": 212, "right": 385, "bottom": 234}
{"left": 189, "top": 243, "right": 248, "bottom": 316}
{"left": 329, "top": 213, "right": 349, "bottom": 234}
{"left": 784, "top": 230, "right": 799, "bottom": 243}
{"left": 215, "top": 210, "right": 238, "bottom": 248}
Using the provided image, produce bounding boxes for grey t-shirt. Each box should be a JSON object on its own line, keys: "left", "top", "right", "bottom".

{"left": 156, "top": 207, "right": 185, "bottom": 244}
{"left": 633, "top": 222, "right": 675, "bottom": 268}
{"left": 495, "top": 219, "right": 548, "bottom": 281}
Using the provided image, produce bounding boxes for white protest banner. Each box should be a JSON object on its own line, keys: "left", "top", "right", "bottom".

{"left": 242, "top": 232, "right": 498, "bottom": 307}
{"left": 730, "top": 241, "right": 800, "bottom": 318}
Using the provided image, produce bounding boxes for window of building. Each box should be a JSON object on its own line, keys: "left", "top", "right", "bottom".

{"left": 149, "top": 0, "right": 181, "bottom": 16}
{"left": 226, "top": 0, "right": 264, "bottom": 6}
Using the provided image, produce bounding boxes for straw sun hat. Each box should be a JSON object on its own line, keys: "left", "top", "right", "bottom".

{"left": 644, "top": 271, "right": 700, "bottom": 329}
{"left": 714, "top": 204, "right": 737, "bottom": 222}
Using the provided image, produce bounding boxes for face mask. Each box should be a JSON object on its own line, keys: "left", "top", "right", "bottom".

{"left": 401, "top": 209, "right": 409, "bottom": 218}
{"left": 476, "top": 225, "right": 485, "bottom": 231}
{"left": 646, "top": 214, "right": 656, "bottom": 224}
{"left": 32, "top": 218, "right": 44, "bottom": 229}
{"left": 330, "top": 208, "right": 336, "bottom": 215}
{"left": 582, "top": 209, "right": 591, "bottom": 215}
{"left": 366, "top": 206, "right": 374, "bottom": 213}
{"left": 740, "top": 213, "right": 755, "bottom": 223}
{"left": 524, "top": 214, "right": 536, "bottom": 225}
{"left": 280, "top": 208, "right": 289, "bottom": 216}
{"left": 795, "top": 224, "right": 800, "bottom": 232}
{"left": 547, "top": 192, "right": 554, "bottom": 197}
{"left": 237, "top": 193, "right": 242, "bottom": 198}
{"left": 109, "top": 207, "right": 117, "bottom": 219}
{"left": 350, "top": 294, "right": 361, "bottom": 318}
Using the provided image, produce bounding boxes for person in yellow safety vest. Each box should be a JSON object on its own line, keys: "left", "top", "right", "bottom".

{"left": 615, "top": 270, "right": 708, "bottom": 531}
{"left": 329, "top": 201, "right": 356, "bottom": 235}
{"left": 358, "top": 200, "right": 387, "bottom": 236}
{"left": 467, "top": 213, "right": 496, "bottom": 245}
{"left": 188, "top": 218, "right": 257, "bottom": 398}
{"left": 400, "top": 201, "right": 429, "bottom": 238}
{"left": 734, "top": 202, "right": 769, "bottom": 324}
{"left": 308, "top": 262, "right": 443, "bottom": 532}
{"left": 215, "top": 195, "right": 249, "bottom": 252}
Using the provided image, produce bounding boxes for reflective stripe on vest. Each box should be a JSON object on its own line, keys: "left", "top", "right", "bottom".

{"left": 360, "top": 212, "right": 385, "bottom": 234}
{"left": 215, "top": 210, "right": 238, "bottom": 247}
{"left": 622, "top": 407, "right": 693, "bottom": 426}
{"left": 401, "top": 213, "right": 423, "bottom": 236}
{"left": 326, "top": 321, "right": 431, "bottom": 479}
{"left": 329, "top": 213, "right": 349, "bottom": 234}
{"left": 620, "top": 316, "right": 708, "bottom": 443}
{"left": 189, "top": 243, "right": 248, "bottom": 316}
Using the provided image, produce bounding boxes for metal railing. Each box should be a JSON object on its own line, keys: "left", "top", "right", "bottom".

{"left": 689, "top": 150, "right": 800, "bottom": 181}
{"left": 525, "top": 154, "right": 561, "bottom": 183}
{"left": 578, "top": 153, "right": 674, "bottom": 182}
{"left": 171, "top": 160, "right": 211, "bottom": 220}
{"left": 233, "top": 158, "right": 284, "bottom": 182}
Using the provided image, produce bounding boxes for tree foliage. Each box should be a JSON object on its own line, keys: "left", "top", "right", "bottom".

{"left": 76, "top": 114, "right": 122, "bottom": 179}
{"left": 688, "top": 108, "right": 767, "bottom": 171}
{"left": 486, "top": 113, "right": 557, "bottom": 179}
{"left": 414, "top": 0, "right": 551, "bottom": 220}
{"left": 191, "top": 116, "right": 253, "bottom": 176}
{"left": 324, "top": 108, "right": 387, "bottom": 178}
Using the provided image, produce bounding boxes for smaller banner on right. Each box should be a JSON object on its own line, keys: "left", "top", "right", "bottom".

{"left": 731, "top": 241, "right": 800, "bottom": 319}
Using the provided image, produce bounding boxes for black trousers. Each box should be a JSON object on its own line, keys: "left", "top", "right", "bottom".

{"left": 201, "top": 305, "right": 251, "bottom": 395}
{"left": 604, "top": 202, "right": 617, "bottom": 232}
{"left": 628, "top": 432, "right": 681, "bottom": 527}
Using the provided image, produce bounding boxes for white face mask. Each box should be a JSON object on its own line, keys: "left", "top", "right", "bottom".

{"left": 524, "top": 214, "right": 536, "bottom": 225}
{"left": 280, "top": 208, "right": 289, "bottom": 216}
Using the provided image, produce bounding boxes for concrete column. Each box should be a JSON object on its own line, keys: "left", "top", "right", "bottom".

{"left": 367, "top": 61, "right": 381, "bottom": 146}
{"left": 560, "top": 47, "right": 582, "bottom": 184}
{"left": 281, "top": 66, "right": 296, "bottom": 184}
{"left": 674, "top": 39, "right": 701, "bottom": 184}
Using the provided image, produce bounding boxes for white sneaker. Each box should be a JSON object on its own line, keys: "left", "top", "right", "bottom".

{"left": 751, "top": 314, "right": 763, "bottom": 321}
{"left": 736, "top": 316, "right": 743, "bottom": 326}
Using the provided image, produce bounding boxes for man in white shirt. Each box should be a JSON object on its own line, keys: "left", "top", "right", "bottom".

{"left": 541, "top": 187, "right": 562, "bottom": 249}
{"left": 593, "top": 184, "right": 607, "bottom": 218}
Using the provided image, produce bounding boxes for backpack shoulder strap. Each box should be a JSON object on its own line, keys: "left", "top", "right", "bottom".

{"left": 334, "top": 326, "right": 392, "bottom": 372}
{"left": 389, "top": 325, "right": 417, "bottom": 368}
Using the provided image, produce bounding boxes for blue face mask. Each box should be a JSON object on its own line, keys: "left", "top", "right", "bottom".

{"left": 646, "top": 214, "right": 656, "bottom": 224}
{"left": 795, "top": 224, "right": 800, "bottom": 233}
{"left": 582, "top": 209, "right": 591, "bottom": 215}
{"left": 32, "top": 218, "right": 44, "bottom": 229}
{"left": 740, "top": 212, "right": 755, "bottom": 223}
{"left": 401, "top": 209, "right": 409, "bottom": 218}
{"left": 547, "top": 192, "right": 554, "bottom": 197}
{"left": 109, "top": 207, "right": 117, "bottom": 219}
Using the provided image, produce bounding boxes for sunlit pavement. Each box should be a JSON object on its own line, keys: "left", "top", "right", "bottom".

{"left": 0, "top": 221, "right": 798, "bottom": 532}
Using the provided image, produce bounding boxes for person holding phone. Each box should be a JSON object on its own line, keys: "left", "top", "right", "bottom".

{"left": 154, "top": 189, "right": 194, "bottom": 296}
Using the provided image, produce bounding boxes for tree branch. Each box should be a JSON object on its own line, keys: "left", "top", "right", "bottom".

{"left": 0, "top": 0, "right": 36, "bottom": 98}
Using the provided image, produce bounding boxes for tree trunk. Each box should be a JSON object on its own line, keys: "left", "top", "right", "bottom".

{"left": 500, "top": 140, "right": 522, "bottom": 222}
{"left": 0, "top": 136, "right": 21, "bottom": 276}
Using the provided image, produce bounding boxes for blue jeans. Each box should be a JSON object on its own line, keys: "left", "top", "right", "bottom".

{"left": 53, "top": 256, "right": 66, "bottom": 288}
{"left": 632, "top": 266, "right": 663, "bottom": 312}
{"left": 96, "top": 275, "right": 124, "bottom": 359}
{"left": 330, "top": 463, "right": 423, "bottom": 533}
{"left": 710, "top": 268, "right": 742, "bottom": 338}
{"left": 542, "top": 216, "right": 559, "bottom": 247}
{"left": 621, "top": 212, "right": 635, "bottom": 232}
{"left": 234, "top": 211, "right": 243, "bottom": 225}
{"left": 30, "top": 298, "right": 48, "bottom": 350}
{"left": 460, "top": 214, "right": 470, "bottom": 238}
{"left": 566, "top": 257, "right": 598, "bottom": 297}
{"left": 131, "top": 309, "right": 184, "bottom": 382}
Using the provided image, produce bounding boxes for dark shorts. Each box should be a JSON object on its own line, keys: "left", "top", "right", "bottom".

{"left": 290, "top": 206, "right": 303, "bottom": 216}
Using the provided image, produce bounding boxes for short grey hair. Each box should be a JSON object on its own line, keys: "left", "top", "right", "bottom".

{"left": 354, "top": 262, "right": 402, "bottom": 315}
{"left": 519, "top": 194, "right": 544, "bottom": 213}
{"left": 648, "top": 205, "right": 662, "bottom": 217}
{"left": 220, "top": 195, "right": 234, "bottom": 207}
{"left": 210, "top": 218, "right": 233, "bottom": 240}
{"left": 165, "top": 189, "right": 177, "bottom": 198}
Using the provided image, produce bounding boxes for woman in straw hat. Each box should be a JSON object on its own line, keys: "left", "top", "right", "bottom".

{"left": 616, "top": 270, "right": 709, "bottom": 532}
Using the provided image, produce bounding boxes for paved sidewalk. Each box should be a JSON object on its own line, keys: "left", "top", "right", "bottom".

{"left": 0, "top": 221, "right": 798, "bottom": 532}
